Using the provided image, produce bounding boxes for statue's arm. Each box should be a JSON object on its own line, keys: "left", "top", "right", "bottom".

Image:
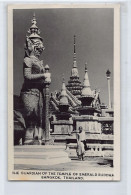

{"left": 24, "top": 67, "right": 45, "bottom": 80}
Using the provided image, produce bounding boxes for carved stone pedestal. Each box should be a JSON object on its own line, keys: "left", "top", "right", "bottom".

{"left": 14, "top": 145, "right": 71, "bottom": 167}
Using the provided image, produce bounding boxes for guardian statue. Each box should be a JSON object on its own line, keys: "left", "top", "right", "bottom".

{"left": 20, "top": 14, "right": 51, "bottom": 144}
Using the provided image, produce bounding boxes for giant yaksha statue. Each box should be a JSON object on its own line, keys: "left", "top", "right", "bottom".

{"left": 20, "top": 14, "right": 51, "bottom": 145}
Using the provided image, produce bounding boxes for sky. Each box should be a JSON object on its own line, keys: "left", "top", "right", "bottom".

{"left": 13, "top": 8, "right": 114, "bottom": 106}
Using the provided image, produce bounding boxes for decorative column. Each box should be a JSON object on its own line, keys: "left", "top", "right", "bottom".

{"left": 106, "top": 69, "right": 111, "bottom": 109}
{"left": 44, "top": 64, "right": 51, "bottom": 144}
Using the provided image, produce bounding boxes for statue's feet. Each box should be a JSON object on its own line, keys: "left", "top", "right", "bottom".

{"left": 24, "top": 138, "right": 42, "bottom": 145}
{"left": 24, "top": 139, "right": 34, "bottom": 145}
{"left": 33, "top": 139, "right": 40, "bottom": 145}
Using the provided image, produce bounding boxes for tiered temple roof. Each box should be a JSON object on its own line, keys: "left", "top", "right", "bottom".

{"left": 49, "top": 35, "right": 101, "bottom": 116}
{"left": 66, "top": 35, "right": 83, "bottom": 97}
{"left": 50, "top": 78, "right": 81, "bottom": 114}
{"left": 50, "top": 60, "right": 101, "bottom": 116}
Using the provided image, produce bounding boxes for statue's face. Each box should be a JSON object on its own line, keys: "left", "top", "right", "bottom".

{"left": 31, "top": 38, "right": 45, "bottom": 57}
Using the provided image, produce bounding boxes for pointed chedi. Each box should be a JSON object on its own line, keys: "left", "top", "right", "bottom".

{"left": 59, "top": 76, "right": 68, "bottom": 105}
{"left": 81, "top": 62, "right": 92, "bottom": 96}
{"left": 79, "top": 62, "right": 94, "bottom": 107}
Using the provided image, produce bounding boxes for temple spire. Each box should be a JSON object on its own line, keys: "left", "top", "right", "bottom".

{"left": 84, "top": 62, "right": 90, "bottom": 87}
{"left": 32, "top": 12, "right": 37, "bottom": 25}
{"left": 71, "top": 35, "right": 79, "bottom": 77}
{"left": 81, "top": 62, "right": 92, "bottom": 96}
{"left": 73, "top": 35, "right": 76, "bottom": 63}
{"left": 66, "top": 36, "right": 82, "bottom": 97}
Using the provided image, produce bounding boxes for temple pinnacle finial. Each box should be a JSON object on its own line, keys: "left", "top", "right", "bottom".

{"left": 62, "top": 73, "right": 65, "bottom": 83}
{"left": 61, "top": 74, "right": 66, "bottom": 92}
{"left": 85, "top": 62, "right": 88, "bottom": 72}
{"left": 73, "top": 35, "right": 76, "bottom": 62}
{"left": 73, "top": 35, "right": 76, "bottom": 58}
{"left": 71, "top": 35, "right": 79, "bottom": 77}
{"left": 31, "top": 12, "right": 37, "bottom": 25}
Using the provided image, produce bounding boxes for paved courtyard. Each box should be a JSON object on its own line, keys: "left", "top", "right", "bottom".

{"left": 14, "top": 145, "right": 113, "bottom": 172}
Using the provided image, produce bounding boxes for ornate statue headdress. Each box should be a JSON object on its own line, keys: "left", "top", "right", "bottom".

{"left": 27, "top": 13, "right": 43, "bottom": 40}
{"left": 24, "top": 13, "right": 44, "bottom": 57}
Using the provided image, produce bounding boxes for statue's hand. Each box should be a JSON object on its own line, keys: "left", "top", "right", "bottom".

{"left": 44, "top": 72, "right": 51, "bottom": 84}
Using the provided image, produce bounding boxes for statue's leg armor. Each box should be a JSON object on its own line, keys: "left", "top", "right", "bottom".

{"left": 21, "top": 92, "right": 39, "bottom": 145}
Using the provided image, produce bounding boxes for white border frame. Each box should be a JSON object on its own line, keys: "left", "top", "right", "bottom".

{"left": 8, "top": 3, "right": 120, "bottom": 181}
{"left": 0, "top": 0, "right": 130, "bottom": 194}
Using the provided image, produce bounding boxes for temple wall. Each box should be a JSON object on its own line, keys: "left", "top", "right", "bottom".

{"left": 53, "top": 124, "right": 73, "bottom": 135}
{"left": 76, "top": 120, "right": 101, "bottom": 134}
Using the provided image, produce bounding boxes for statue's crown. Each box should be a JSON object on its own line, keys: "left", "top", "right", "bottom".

{"left": 27, "top": 13, "right": 43, "bottom": 40}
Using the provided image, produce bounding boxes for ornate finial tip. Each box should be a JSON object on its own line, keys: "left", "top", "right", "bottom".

{"left": 62, "top": 74, "right": 65, "bottom": 83}
{"left": 85, "top": 62, "right": 88, "bottom": 71}
{"left": 32, "top": 12, "right": 36, "bottom": 21}
{"left": 73, "top": 35, "right": 76, "bottom": 55}
{"left": 74, "top": 35, "right": 76, "bottom": 43}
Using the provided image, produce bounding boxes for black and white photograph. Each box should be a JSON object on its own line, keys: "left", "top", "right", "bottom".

{"left": 8, "top": 4, "right": 120, "bottom": 181}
